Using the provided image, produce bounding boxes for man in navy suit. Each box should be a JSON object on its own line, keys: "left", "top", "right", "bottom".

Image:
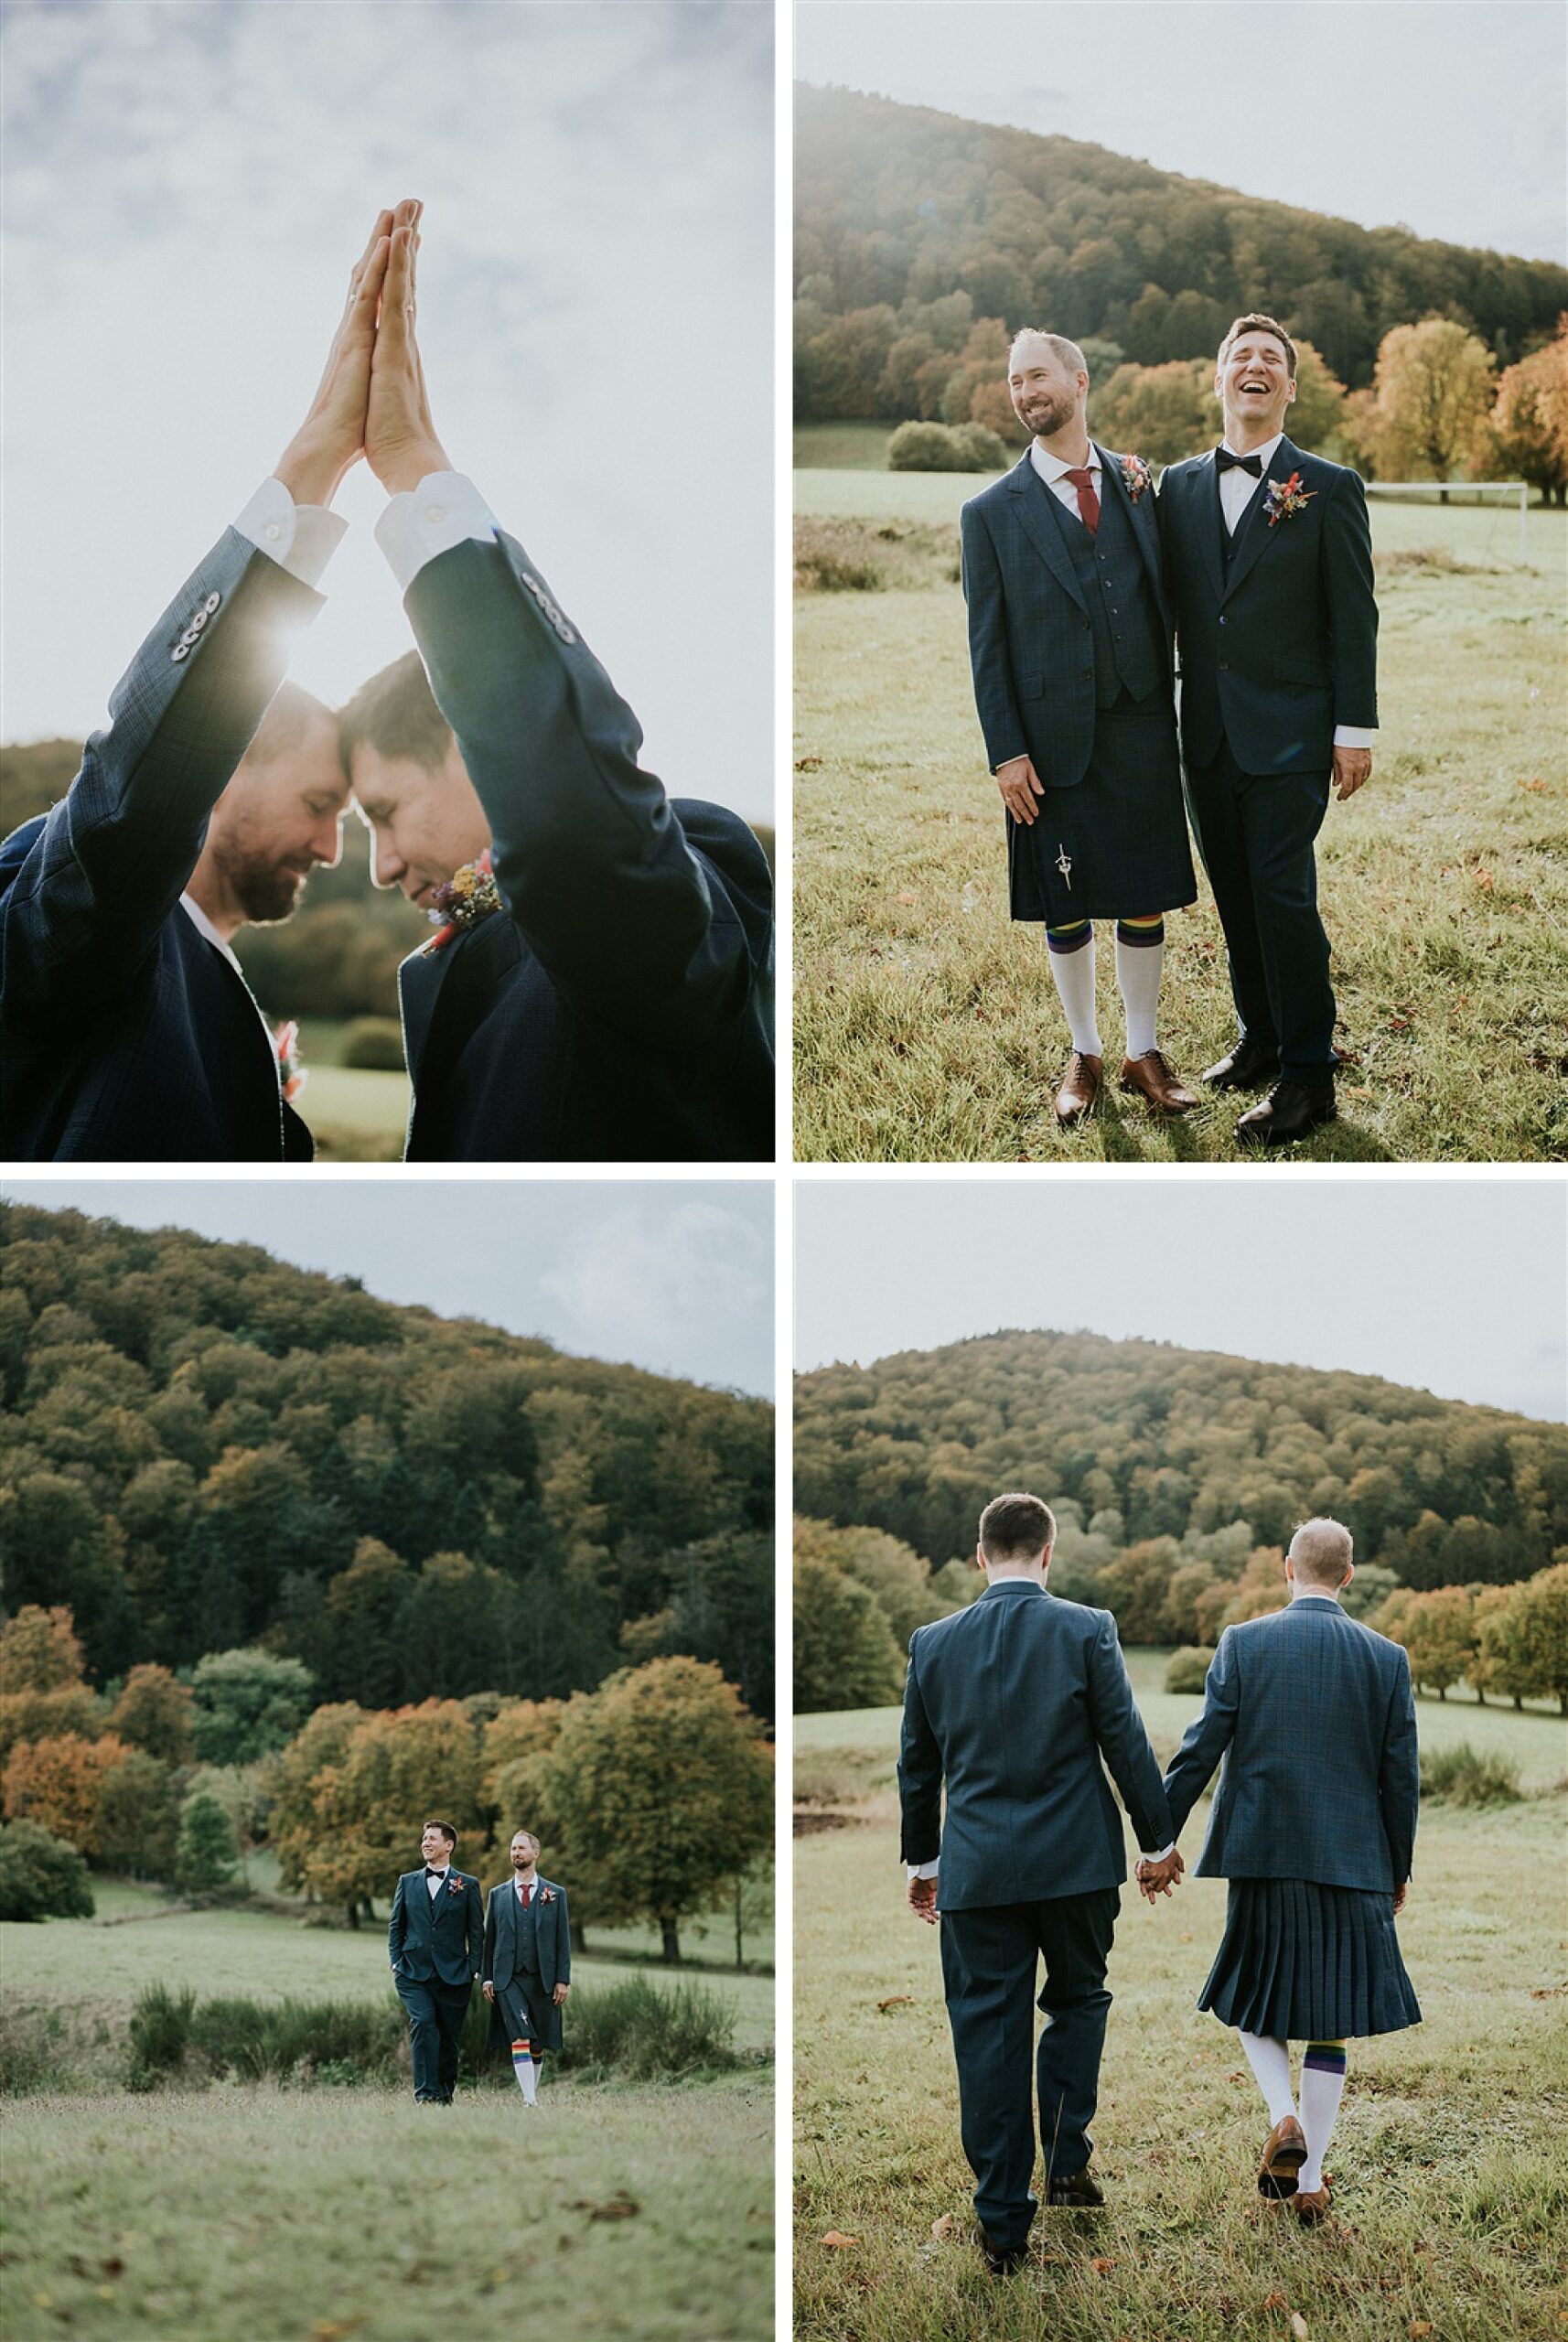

{"left": 482, "top": 1829, "right": 571, "bottom": 2105}
{"left": 898, "top": 1491, "right": 1177, "bottom": 2274}
{"left": 961, "top": 330, "right": 1197, "bottom": 1127}
{"left": 340, "top": 209, "right": 774, "bottom": 1163}
{"left": 0, "top": 211, "right": 404, "bottom": 1160}
{"left": 1158, "top": 315, "right": 1379, "bottom": 1147}
{"left": 388, "top": 1819, "right": 486, "bottom": 2104}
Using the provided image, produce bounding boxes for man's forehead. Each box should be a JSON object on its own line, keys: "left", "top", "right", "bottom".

{"left": 1010, "top": 338, "right": 1061, "bottom": 370}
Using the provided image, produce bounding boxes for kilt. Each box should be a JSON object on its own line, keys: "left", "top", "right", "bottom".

{"left": 1008, "top": 690, "right": 1197, "bottom": 924}
{"left": 1197, "top": 1878, "right": 1421, "bottom": 2040}
{"left": 487, "top": 1971, "right": 564, "bottom": 2057}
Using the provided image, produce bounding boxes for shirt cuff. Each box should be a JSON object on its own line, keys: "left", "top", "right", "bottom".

{"left": 1147, "top": 1842, "right": 1176, "bottom": 1863}
{"left": 907, "top": 1860, "right": 940, "bottom": 1880}
{"left": 1333, "top": 725, "right": 1376, "bottom": 749}
{"left": 376, "top": 470, "right": 498, "bottom": 592}
{"left": 234, "top": 477, "right": 348, "bottom": 587}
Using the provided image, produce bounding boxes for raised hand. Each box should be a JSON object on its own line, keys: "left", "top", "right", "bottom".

{"left": 1136, "top": 1849, "right": 1184, "bottom": 1903}
{"left": 366, "top": 198, "right": 452, "bottom": 495}
{"left": 274, "top": 209, "right": 393, "bottom": 508}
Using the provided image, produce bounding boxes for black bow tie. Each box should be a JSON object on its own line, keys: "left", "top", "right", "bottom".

{"left": 424, "top": 1867, "right": 447, "bottom": 1879}
{"left": 1216, "top": 447, "right": 1264, "bottom": 477}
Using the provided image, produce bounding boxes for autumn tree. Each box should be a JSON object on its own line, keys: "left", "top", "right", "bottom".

{"left": 541, "top": 1658, "right": 772, "bottom": 1962}
{"left": 0, "top": 1606, "right": 87, "bottom": 1692}
{"left": 0, "top": 1731, "right": 134, "bottom": 1853}
{"left": 1370, "top": 318, "right": 1496, "bottom": 491}
{"left": 267, "top": 1698, "right": 484, "bottom": 1923}
{"left": 108, "top": 1663, "right": 194, "bottom": 1765}
{"left": 1090, "top": 360, "right": 1210, "bottom": 466}
{"left": 1482, "top": 327, "right": 1568, "bottom": 504}
{"left": 1387, "top": 1585, "right": 1476, "bottom": 1699}
{"left": 1504, "top": 1560, "right": 1568, "bottom": 1714}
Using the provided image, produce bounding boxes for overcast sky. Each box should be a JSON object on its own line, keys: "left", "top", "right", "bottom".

{"left": 3, "top": 1179, "right": 775, "bottom": 1398}
{"left": 798, "top": 2, "right": 1567, "bottom": 266}
{"left": 795, "top": 1178, "right": 1567, "bottom": 1423}
{"left": 1, "top": 1, "right": 772, "bottom": 819}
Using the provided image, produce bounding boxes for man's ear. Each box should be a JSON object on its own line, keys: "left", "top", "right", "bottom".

{"left": 1284, "top": 374, "right": 1298, "bottom": 405}
{"left": 973, "top": 1542, "right": 985, "bottom": 1573}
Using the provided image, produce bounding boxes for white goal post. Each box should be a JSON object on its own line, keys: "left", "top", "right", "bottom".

{"left": 1365, "top": 478, "right": 1531, "bottom": 561}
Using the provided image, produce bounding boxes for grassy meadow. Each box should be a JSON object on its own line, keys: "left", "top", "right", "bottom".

{"left": 793, "top": 1651, "right": 1568, "bottom": 2342}
{"left": 293, "top": 1016, "right": 410, "bottom": 1161}
{"left": 793, "top": 464, "right": 1568, "bottom": 1162}
{"left": 0, "top": 1888, "right": 773, "bottom": 2341}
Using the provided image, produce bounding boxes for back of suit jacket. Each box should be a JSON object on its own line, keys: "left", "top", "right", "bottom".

{"left": 899, "top": 1583, "right": 1173, "bottom": 1910}
{"left": 1162, "top": 1597, "right": 1418, "bottom": 1889}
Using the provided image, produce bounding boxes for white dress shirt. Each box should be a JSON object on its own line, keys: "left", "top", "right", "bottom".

{"left": 425, "top": 1864, "right": 451, "bottom": 1899}
{"left": 1217, "top": 434, "right": 1374, "bottom": 749}
{"left": 376, "top": 471, "right": 499, "bottom": 592}
{"left": 1029, "top": 438, "right": 1101, "bottom": 521}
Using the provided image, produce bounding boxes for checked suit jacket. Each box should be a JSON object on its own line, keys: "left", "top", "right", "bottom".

{"left": 388, "top": 1866, "right": 485, "bottom": 1990}
{"left": 898, "top": 1581, "right": 1175, "bottom": 1912}
{"left": 1156, "top": 435, "right": 1378, "bottom": 776}
{"left": 0, "top": 531, "right": 319, "bottom": 1161}
{"left": 394, "top": 532, "right": 775, "bottom": 1162}
{"left": 1162, "top": 1596, "right": 1419, "bottom": 1890}
{"left": 959, "top": 443, "right": 1175, "bottom": 791}
{"left": 482, "top": 1875, "right": 571, "bottom": 2054}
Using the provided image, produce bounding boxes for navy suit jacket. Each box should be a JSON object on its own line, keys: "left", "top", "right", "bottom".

{"left": 1162, "top": 1596, "right": 1419, "bottom": 1890}
{"left": 395, "top": 532, "right": 774, "bottom": 1162}
{"left": 388, "top": 1866, "right": 485, "bottom": 1989}
{"left": 960, "top": 444, "right": 1173, "bottom": 790}
{"left": 898, "top": 1581, "right": 1174, "bottom": 1911}
{"left": 0, "top": 530, "right": 318, "bottom": 1161}
{"left": 482, "top": 1875, "right": 571, "bottom": 1993}
{"left": 1156, "top": 435, "right": 1378, "bottom": 775}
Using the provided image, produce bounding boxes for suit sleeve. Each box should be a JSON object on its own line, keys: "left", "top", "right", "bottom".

{"left": 388, "top": 1875, "right": 408, "bottom": 1969}
{"left": 1162, "top": 1627, "right": 1241, "bottom": 1842}
{"left": 0, "top": 532, "right": 322, "bottom": 1027}
{"left": 1379, "top": 1647, "right": 1420, "bottom": 1885}
{"left": 556, "top": 1887, "right": 571, "bottom": 1983}
{"left": 1321, "top": 468, "right": 1378, "bottom": 732}
{"left": 402, "top": 532, "right": 761, "bottom": 1050}
{"left": 1085, "top": 1612, "right": 1176, "bottom": 1853}
{"left": 960, "top": 503, "right": 1028, "bottom": 774}
{"left": 897, "top": 1638, "right": 943, "bottom": 1865}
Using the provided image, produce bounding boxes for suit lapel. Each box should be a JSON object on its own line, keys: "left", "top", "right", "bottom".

{"left": 399, "top": 911, "right": 520, "bottom": 1131}
{"left": 1223, "top": 435, "right": 1303, "bottom": 602}
{"left": 1006, "top": 452, "right": 1089, "bottom": 612}
{"left": 398, "top": 943, "right": 456, "bottom": 1091}
{"left": 1194, "top": 451, "right": 1226, "bottom": 605}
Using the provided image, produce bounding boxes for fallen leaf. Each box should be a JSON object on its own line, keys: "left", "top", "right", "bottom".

{"left": 895, "top": 890, "right": 918, "bottom": 906}
{"left": 1410, "top": 2324, "right": 1434, "bottom": 2337}
{"left": 1262, "top": 2293, "right": 1289, "bottom": 2313}
{"left": 929, "top": 2214, "right": 957, "bottom": 2241}
{"left": 877, "top": 1994, "right": 912, "bottom": 2012}
{"left": 1091, "top": 2256, "right": 1116, "bottom": 2275}
{"left": 1292, "top": 2317, "right": 1310, "bottom": 2340}
{"left": 1475, "top": 867, "right": 1494, "bottom": 890}
{"left": 312, "top": 2324, "right": 366, "bottom": 2342}
{"left": 588, "top": 2195, "right": 639, "bottom": 2223}
{"left": 820, "top": 2230, "right": 860, "bottom": 2249}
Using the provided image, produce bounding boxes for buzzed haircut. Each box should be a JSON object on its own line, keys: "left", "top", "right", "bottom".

{"left": 338, "top": 650, "right": 453, "bottom": 778}
{"left": 510, "top": 1830, "right": 541, "bottom": 1853}
{"left": 243, "top": 681, "right": 335, "bottom": 766}
{"left": 1288, "top": 1517, "right": 1354, "bottom": 1586}
{"left": 1009, "top": 328, "right": 1089, "bottom": 379}
{"left": 1219, "top": 312, "right": 1298, "bottom": 380}
{"left": 979, "top": 1490, "right": 1058, "bottom": 1562}
{"left": 422, "top": 1818, "right": 458, "bottom": 1847}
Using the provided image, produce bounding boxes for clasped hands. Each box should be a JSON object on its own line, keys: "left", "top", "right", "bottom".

{"left": 274, "top": 197, "right": 451, "bottom": 512}
{"left": 1135, "top": 1848, "right": 1185, "bottom": 1903}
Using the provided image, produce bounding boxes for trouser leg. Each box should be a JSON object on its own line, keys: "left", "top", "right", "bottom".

{"left": 1234, "top": 763, "right": 1336, "bottom": 1084}
{"left": 1033, "top": 1888, "right": 1120, "bottom": 2182}
{"left": 940, "top": 1905, "right": 1041, "bottom": 2252}
{"left": 1185, "top": 742, "right": 1277, "bottom": 1050}
{"left": 395, "top": 1977, "right": 444, "bottom": 2102}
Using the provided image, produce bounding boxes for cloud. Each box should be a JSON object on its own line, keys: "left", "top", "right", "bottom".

{"left": 539, "top": 1198, "right": 772, "bottom": 1391}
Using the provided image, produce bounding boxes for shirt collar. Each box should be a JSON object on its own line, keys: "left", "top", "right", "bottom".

{"left": 1031, "top": 439, "right": 1101, "bottom": 487}
{"left": 179, "top": 891, "right": 243, "bottom": 973}
{"left": 1219, "top": 431, "right": 1284, "bottom": 469}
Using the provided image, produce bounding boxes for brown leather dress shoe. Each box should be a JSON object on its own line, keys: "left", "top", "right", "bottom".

{"left": 1120, "top": 1048, "right": 1198, "bottom": 1113}
{"left": 1258, "top": 2114, "right": 1307, "bottom": 2197}
{"left": 1292, "top": 2180, "right": 1333, "bottom": 2226}
{"left": 1054, "top": 1051, "right": 1102, "bottom": 1124}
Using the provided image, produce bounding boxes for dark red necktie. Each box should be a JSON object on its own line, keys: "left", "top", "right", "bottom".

{"left": 519, "top": 1884, "right": 532, "bottom": 1909}
{"left": 1064, "top": 467, "right": 1100, "bottom": 536}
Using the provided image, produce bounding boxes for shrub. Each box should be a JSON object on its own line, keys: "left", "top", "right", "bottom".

{"left": 175, "top": 1789, "right": 239, "bottom": 1895}
{"left": 1419, "top": 1742, "right": 1522, "bottom": 1807}
{"left": 338, "top": 1015, "right": 407, "bottom": 1071}
{"left": 0, "top": 1818, "right": 95, "bottom": 1920}
{"left": 887, "top": 419, "right": 1004, "bottom": 472}
{"left": 1165, "top": 1647, "right": 1216, "bottom": 1695}
{"left": 127, "top": 1982, "right": 196, "bottom": 2086}
{"left": 555, "top": 1977, "right": 739, "bottom": 2081}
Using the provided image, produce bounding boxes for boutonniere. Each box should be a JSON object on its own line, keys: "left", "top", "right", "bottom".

{"left": 446, "top": 1875, "right": 465, "bottom": 1896}
{"left": 274, "top": 1020, "right": 306, "bottom": 1103}
{"left": 539, "top": 1886, "right": 557, "bottom": 1904}
{"left": 1264, "top": 470, "right": 1316, "bottom": 527}
{"left": 423, "top": 849, "right": 502, "bottom": 955}
{"left": 1119, "top": 452, "right": 1153, "bottom": 504}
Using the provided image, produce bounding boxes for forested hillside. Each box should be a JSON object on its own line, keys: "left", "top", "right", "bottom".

{"left": 795, "top": 84, "right": 1568, "bottom": 411}
{"left": 794, "top": 1329, "right": 1566, "bottom": 1591}
{"left": 0, "top": 1203, "right": 773, "bottom": 1716}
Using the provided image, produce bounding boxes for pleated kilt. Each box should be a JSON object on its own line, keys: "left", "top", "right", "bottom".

{"left": 1008, "top": 690, "right": 1197, "bottom": 924}
{"left": 1197, "top": 1878, "right": 1421, "bottom": 2040}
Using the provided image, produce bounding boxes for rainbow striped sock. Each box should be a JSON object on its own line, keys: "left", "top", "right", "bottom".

{"left": 510, "top": 2038, "right": 537, "bottom": 2103}
{"left": 1303, "top": 2041, "right": 1347, "bottom": 2076}
{"left": 1114, "top": 915, "right": 1165, "bottom": 949}
{"left": 1046, "top": 919, "right": 1093, "bottom": 955}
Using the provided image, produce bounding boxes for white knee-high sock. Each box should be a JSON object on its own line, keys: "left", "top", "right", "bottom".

{"left": 1238, "top": 2030, "right": 1296, "bottom": 2126}
{"left": 1298, "top": 2044, "right": 1347, "bottom": 2189}
{"left": 1047, "top": 932, "right": 1102, "bottom": 1057}
{"left": 1114, "top": 929, "right": 1165, "bottom": 1059}
{"left": 510, "top": 2037, "right": 537, "bottom": 2104}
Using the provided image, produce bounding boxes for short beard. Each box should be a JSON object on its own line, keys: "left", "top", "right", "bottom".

{"left": 225, "top": 859, "right": 309, "bottom": 926}
{"left": 1018, "top": 390, "right": 1076, "bottom": 437}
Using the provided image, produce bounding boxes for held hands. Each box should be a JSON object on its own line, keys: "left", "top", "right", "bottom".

{"left": 1135, "top": 1849, "right": 1185, "bottom": 1904}
{"left": 482, "top": 1981, "right": 496, "bottom": 2004}
{"left": 996, "top": 754, "right": 1046, "bottom": 827}
{"left": 907, "top": 1875, "right": 939, "bottom": 1926}
{"left": 275, "top": 208, "right": 394, "bottom": 508}
{"left": 1332, "top": 746, "right": 1372, "bottom": 800}
{"left": 365, "top": 199, "right": 452, "bottom": 495}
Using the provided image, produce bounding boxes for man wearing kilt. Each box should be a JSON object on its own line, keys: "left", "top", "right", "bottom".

{"left": 482, "top": 1829, "right": 570, "bottom": 2105}
{"left": 1154, "top": 1519, "right": 1421, "bottom": 2223}
{"left": 961, "top": 330, "right": 1198, "bottom": 1126}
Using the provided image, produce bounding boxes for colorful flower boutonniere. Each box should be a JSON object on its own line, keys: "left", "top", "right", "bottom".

{"left": 1120, "top": 452, "right": 1154, "bottom": 504}
{"left": 423, "top": 849, "right": 502, "bottom": 956}
{"left": 446, "top": 1875, "right": 466, "bottom": 1897}
{"left": 1264, "top": 470, "right": 1316, "bottom": 528}
{"left": 274, "top": 1020, "right": 306, "bottom": 1103}
{"left": 539, "top": 1886, "right": 557, "bottom": 1904}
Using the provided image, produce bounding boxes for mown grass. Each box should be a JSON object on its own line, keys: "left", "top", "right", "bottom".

{"left": 793, "top": 1663, "right": 1568, "bottom": 2341}
{"left": 2, "top": 2079, "right": 773, "bottom": 2342}
{"left": 291, "top": 1015, "right": 411, "bottom": 1160}
{"left": 794, "top": 483, "right": 1565, "bottom": 1163}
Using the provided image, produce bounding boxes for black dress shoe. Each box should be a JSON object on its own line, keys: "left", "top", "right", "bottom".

{"left": 978, "top": 2228, "right": 1028, "bottom": 2277}
{"left": 1235, "top": 1080, "right": 1337, "bottom": 1148}
{"left": 1046, "top": 2165, "right": 1105, "bottom": 2207}
{"left": 1201, "top": 1036, "right": 1281, "bottom": 1090}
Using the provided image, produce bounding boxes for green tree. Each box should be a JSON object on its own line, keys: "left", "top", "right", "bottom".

{"left": 1504, "top": 1561, "right": 1568, "bottom": 1714}
{"left": 175, "top": 1788, "right": 239, "bottom": 1895}
{"left": 0, "top": 1817, "right": 96, "bottom": 1920}
{"left": 0, "top": 1605, "right": 87, "bottom": 1692}
{"left": 189, "top": 1649, "right": 315, "bottom": 1765}
{"left": 108, "top": 1664, "right": 194, "bottom": 1765}
{"left": 542, "top": 1658, "right": 772, "bottom": 1963}
{"left": 96, "top": 1749, "right": 182, "bottom": 1878}
{"left": 794, "top": 1553, "right": 905, "bottom": 1714}
{"left": 1090, "top": 360, "right": 1210, "bottom": 465}
{"left": 1390, "top": 1585, "right": 1476, "bottom": 1699}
